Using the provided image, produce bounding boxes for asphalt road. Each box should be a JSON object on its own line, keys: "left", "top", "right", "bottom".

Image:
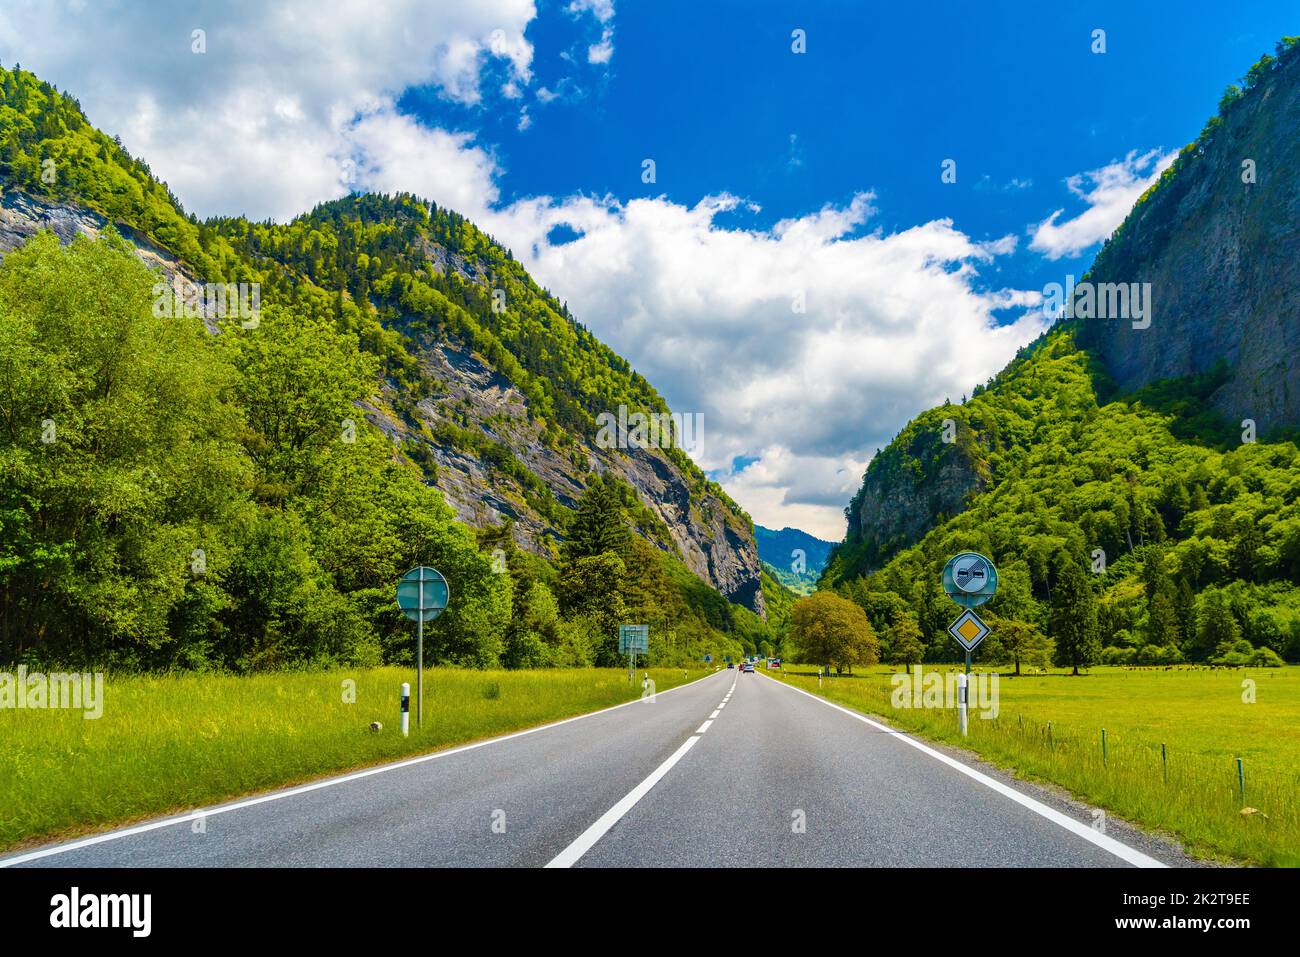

{"left": 2, "top": 669, "right": 1173, "bottom": 868}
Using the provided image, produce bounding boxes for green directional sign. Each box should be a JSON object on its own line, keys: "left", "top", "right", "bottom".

{"left": 942, "top": 552, "right": 998, "bottom": 608}
{"left": 618, "top": 624, "right": 649, "bottom": 654}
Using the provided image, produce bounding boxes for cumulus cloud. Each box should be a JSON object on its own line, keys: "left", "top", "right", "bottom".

{"left": 566, "top": 0, "right": 615, "bottom": 65}
{"left": 346, "top": 112, "right": 500, "bottom": 214}
{"left": 0, "top": 0, "right": 537, "bottom": 220}
{"left": 1028, "top": 149, "right": 1177, "bottom": 260}
{"left": 480, "top": 193, "right": 1046, "bottom": 539}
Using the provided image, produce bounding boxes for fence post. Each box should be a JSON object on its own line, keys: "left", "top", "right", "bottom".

{"left": 1161, "top": 743, "right": 1167, "bottom": 784}
{"left": 1102, "top": 728, "right": 1107, "bottom": 766}
{"left": 1237, "top": 757, "right": 1245, "bottom": 803}
{"left": 1047, "top": 721, "right": 1053, "bottom": 751}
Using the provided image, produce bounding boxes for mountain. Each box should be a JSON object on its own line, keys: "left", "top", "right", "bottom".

{"left": 1078, "top": 38, "right": 1300, "bottom": 434}
{"left": 0, "top": 63, "right": 780, "bottom": 671}
{"left": 754, "top": 525, "right": 835, "bottom": 594}
{"left": 0, "top": 63, "right": 764, "bottom": 619}
{"left": 824, "top": 38, "right": 1300, "bottom": 668}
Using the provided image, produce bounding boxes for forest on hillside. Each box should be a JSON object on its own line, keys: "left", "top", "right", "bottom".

{"left": 825, "top": 332, "right": 1299, "bottom": 671}
{"left": 0, "top": 231, "right": 784, "bottom": 670}
{"left": 0, "top": 62, "right": 788, "bottom": 671}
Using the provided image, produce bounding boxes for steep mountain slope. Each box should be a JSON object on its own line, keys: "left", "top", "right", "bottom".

{"left": 825, "top": 39, "right": 1300, "bottom": 667}
{"left": 1079, "top": 37, "right": 1300, "bottom": 433}
{"left": 832, "top": 37, "right": 1300, "bottom": 585}
{"left": 0, "top": 64, "right": 764, "bottom": 616}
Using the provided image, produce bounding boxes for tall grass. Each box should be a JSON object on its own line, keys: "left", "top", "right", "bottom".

{"left": 776, "top": 664, "right": 1300, "bottom": 866}
{"left": 0, "top": 665, "right": 704, "bottom": 852}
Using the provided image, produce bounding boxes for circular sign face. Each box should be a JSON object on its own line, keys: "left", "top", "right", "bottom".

{"left": 396, "top": 566, "right": 449, "bottom": 622}
{"left": 953, "top": 554, "right": 990, "bottom": 593}
{"left": 942, "top": 552, "right": 998, "bottom": 608}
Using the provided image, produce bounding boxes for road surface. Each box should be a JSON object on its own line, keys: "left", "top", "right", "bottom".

{"left": 1, "top": 670, "right": 1173, "bottom": 868}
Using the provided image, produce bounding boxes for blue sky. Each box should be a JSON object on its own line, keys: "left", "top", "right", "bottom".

{"left": 1, "top": 0, "right": 1295, "bottom": 537}
{"left": 419, "top": 0, "right": 1296, "bottom": 310}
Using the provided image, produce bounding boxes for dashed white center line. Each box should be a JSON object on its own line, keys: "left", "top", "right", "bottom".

{"left": 708, "top": 709, "right": 720, "bottom": 719}
{"left": 696, "top": 719, "right": 713, "bottom": 733}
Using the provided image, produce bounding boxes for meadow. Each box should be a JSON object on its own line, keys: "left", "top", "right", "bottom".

{"left": 0, "top": 665, "right": 704, "bottom": 853}
{"left": 775, "top": 663, "right": 1300, "bottom": 866}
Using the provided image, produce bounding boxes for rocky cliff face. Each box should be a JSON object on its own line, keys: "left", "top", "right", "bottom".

{"left": 1079, "top": 42, "right": 1300, "bottom": 435}
{"left": 832, "top": 41, "right": 1300, "bottom": 583}
{"left": 832, "top": 409, "right": 988, "bottom": 578}
{"left": 0, "top": 186, "right": 766, "bottom": 614}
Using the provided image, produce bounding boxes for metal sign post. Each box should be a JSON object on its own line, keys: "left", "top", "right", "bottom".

{"left": 942, "top": 553, "right": 997, "bottom": 735}
{"left": 396, "top": 566, "right": 449, "bottom": 727}
{"left": 618, "top": 624, "right": 649, "bottom": 684}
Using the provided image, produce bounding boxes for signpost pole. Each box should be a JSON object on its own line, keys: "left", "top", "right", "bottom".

{"left": 417, "top": 612, "right": 424, "bottom": 728}
{"left": 942, "top": 552, "right": 997, "bottom": 740}
{"left": 396, "top": 566, "right": 448, "bottom": 733}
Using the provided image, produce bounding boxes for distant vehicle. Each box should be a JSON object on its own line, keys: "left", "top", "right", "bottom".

{"left": 742, "top": 662, "right": 755, "bottom": 673}
{"left": 727, "top": 662, "right": 735, "bottom": 669}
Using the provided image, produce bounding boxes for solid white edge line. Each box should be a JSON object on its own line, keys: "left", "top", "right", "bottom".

{"left": 545, "top": 735, "right": 701, "bottom": 868}
{"left": 759, "top": 673, "right": 1167, "bottom": 869}
{"left": 0, "top": 670, "right": 729, "bottom": 868}
{"left": 696, "top": 719, "right": 713, "bottom": 733}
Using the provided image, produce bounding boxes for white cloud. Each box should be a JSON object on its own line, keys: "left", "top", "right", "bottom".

{"left": 587, "top": 28, "right": 615, "bottom": 65}
{"left": 567, "top": 0, "right": 615, "bottom": 66}
{"left": 0, "top": 0, "right": 537, "bottom": 221}
{"left": 1028, "top": 149, "right": 1176, "bottom": 260}
{"left": 480, "top": 193, "right": 1046, "bottom": 539}
{"left": 346, "top": 112, "right": 500, "bottom": 214}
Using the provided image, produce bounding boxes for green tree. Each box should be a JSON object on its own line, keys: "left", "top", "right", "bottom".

{"left": 788, "top": 591, "right": 880, "bottom": 674}
{"left": 556, "top": 552, "right": 628, "bottom": 665}
{"left": 563, "top": 475, "right": 632, "bottom": 562}
{"left": 1050, "top": 554, "right": 1100, "bottom": 675}
{"left": 0, "top": 231, "right": 248, "bottom": 665}
{"left": 884, "top": 613, "right": 924, "bottom": 673}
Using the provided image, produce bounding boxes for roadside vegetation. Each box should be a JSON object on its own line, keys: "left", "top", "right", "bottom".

{"left": 773, "top": 663, "right": 1300, "bottom": 866}
{"left": 0, "top": 665, "right": 709, "bottom": 852}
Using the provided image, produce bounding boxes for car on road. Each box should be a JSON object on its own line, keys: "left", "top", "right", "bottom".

{"left": 726, "top": 662, "right": 735, "bottom": 669}
{"left": 742, "top": 662, "right": 755, "bottom": 673}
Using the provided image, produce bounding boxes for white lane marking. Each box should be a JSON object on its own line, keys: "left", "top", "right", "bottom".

{"left": 709, "top": 710, "right": 720, "bottom": 719}
{"left": 545, "top": 735, "right": 701, "bottom": 868}
{"left": 759, "top": 674, "right": 1167, "bottom": 869}
{"left": 696, "top": 720, "right": 714, "bottom": 733}
{"left": 0, "top": 670, "right": 729, "bottom": 868}
{"left": 717, "top": 703, "right": 726, "bottom": 709}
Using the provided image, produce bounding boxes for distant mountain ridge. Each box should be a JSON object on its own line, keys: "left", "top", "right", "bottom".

{"left": 755, "top": 525, "right": 834, "bottom": 594}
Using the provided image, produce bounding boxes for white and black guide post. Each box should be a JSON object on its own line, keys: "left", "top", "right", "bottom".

{"left": 396, "top": 566, "right": 450, "bottom": 727}
{"left": 941, "top": 552, "right": 998, "bottom": 735}
{"left": 400, "top": 682, "right": 410, "bottom": 737}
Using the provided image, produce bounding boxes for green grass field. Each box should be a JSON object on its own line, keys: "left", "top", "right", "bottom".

{"left": 0, "top": 665, "right": 705, "bottom": 853}
{"left": 774, "top": 663, "right": 1300, "bottom": 866}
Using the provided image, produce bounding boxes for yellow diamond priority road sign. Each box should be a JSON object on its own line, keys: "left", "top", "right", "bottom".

{"left": 948, "top": 608, "right": 990, "bottom": 653}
